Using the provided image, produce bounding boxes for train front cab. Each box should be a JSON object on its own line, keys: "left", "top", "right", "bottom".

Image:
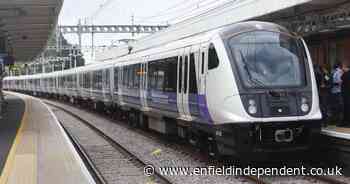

{"left": 205, "top": 22, "right": 322, "bottom": 160}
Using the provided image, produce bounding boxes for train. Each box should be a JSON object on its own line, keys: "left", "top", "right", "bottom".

{"left": 3, "top": 21, "right": 322, "bottom": 159}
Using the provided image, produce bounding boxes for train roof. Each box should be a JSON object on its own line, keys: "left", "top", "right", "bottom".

{"left": 4, "top": 21, "right": 291, "bottom": 81}
{"left": 219, "top": 21, "right": 292, "bottom": 39}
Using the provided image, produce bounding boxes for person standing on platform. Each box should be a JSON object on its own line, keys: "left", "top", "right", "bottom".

{"left": 331, "top": 63, "right": 344, "bottom": 124}
{"left": 315, "top": 64, "right": 331, "bottom": 125}
{"left": 341, "top": 61, "right": 350, "bottom": 127}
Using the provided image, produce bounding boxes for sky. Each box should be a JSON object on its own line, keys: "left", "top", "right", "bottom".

{"left": 58, "top": 0, "right": 232, "bottom": 45}
{"left": 58, "top": 0, "right": 191, "bottom": 47}
{"left": 57, "top": 0, "right": 191, "bottom": 62}
{"left": 57, "top": 0, "right": 230, "bottom": 62}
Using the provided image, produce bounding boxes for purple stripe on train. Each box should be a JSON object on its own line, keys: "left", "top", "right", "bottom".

{"left": 198, "top": 94, "right": 213, "bottom": 124}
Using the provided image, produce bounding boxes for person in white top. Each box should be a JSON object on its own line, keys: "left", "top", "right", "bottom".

{"left": 331, "top": 63, "right": 344, "bottom": 124}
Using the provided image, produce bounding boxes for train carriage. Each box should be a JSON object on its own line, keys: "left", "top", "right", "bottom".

{"left": 4, "top": 21, "right": 322, "bottom": 159}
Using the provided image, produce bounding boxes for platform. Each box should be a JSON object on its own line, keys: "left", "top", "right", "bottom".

{"left": 322, "top": 126, "right": 350, "bottom": 140}
{"left": 0, "top": 92, "right": 95, "bottom": 184}
{"left": 0, "top": 94, "right": 25, "bottom": 174}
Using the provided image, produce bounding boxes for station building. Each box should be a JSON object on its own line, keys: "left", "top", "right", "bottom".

{"left": 0, "top": 0, "right": 63, "bottom": 107}
{"left": 257, "top": 0, "right": 350, "bottom": 70}
{"left": 306, "top": 29, "right": 350, "bottom": 70}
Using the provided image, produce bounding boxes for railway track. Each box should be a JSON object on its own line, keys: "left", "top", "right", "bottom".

{"left": 48, "top": 103, "right": 172, "bottom": 184}
{"left": 44, "top": 99, "right": 348, "bottom": 184}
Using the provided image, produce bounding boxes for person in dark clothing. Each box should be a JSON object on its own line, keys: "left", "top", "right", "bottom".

{"left": 341, "top": 64, "right": 350, "bottom": 127}
{"left": 314, "top": 64, "right": 331, "bottom": 124}
{"left": 314, "top": 64, "right": 323, "bottom": 89}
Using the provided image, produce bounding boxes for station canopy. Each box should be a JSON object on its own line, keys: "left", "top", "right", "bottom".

{"left": 258, "top": 0, "right": 350, "bottom": 36}
{"left": 0, "top": 0, "right": 63, "bottom": 63}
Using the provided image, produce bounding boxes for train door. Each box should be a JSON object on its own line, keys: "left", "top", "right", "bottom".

{"left": 140, "top": 57, "right": 149, "bottom": 110}
{"left": 89, "top": 71, "right": 93, "bottom": 99}
{"left": 113, "top": 66, "right": 121, "bottom": 104}
{"left": 198, "top": 44, "right": 212, "bottom": 123}
{"left": 118, "top": 66, "right": 124, "bottom": 105}
{"left": 110, "top": 67, "right": 115, "bottom": 102}
{"left": 198, "top": 44, "right": 208, "bottom": 96}
{"left": 102, "top": 69, "right": 107, "bottom": 101}
{"left": 177, "top": 47, "right": 192, "bottom": 120}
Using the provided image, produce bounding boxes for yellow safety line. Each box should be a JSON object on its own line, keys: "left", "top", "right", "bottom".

{"left": 0, "top": 97, "right": 28, "bottom": 184}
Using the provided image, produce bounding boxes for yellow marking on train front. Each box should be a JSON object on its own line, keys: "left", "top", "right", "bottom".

{"left": 151, "top": 149, "right": 162, "bottom": 156}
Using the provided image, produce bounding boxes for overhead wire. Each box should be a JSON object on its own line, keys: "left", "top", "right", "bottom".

{"left": 135, "top": 0, "right": 215, "bottom": 24}
{"left": 90, "top": 0, "right": 118, "bottom": 22}
{"left": 164, "top": 0, "right": 229, "bottom": 23}
{"left": 135, "top": 0, "right": 192, "bottom": 20}
{"left": 136, "top": 0, "right": 237, "bottom": 25}
{"left": 164, "top": 0, "right": 240, "bottom": 24}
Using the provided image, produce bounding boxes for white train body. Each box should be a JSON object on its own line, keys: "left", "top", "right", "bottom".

{"left": 4, "top": 21, "right": 322, "bottom": 158}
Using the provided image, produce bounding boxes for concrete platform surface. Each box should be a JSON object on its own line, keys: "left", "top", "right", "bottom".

{"left": 0, "top": 92, "right": 95, "bottom": 184}
{"left": 0, "top": 94, "right": 25, "bottom": 175}
{"left": 322, "top": 125, "right": 350, "bottom": 140}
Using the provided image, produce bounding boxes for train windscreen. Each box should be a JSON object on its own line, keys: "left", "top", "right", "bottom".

{"left": 228, "top": 31, "right": 306, "bottom": 88}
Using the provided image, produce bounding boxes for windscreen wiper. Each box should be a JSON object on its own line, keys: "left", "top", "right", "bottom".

{"left": 239, "top": 51, "right": 265, "bottom": 88}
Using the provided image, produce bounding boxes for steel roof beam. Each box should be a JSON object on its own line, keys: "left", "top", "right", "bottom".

{"left": 59, "top": 25, "right": 169, "bottom": 34}
{"left": 282, "top": 7, "right": 350, "bottom": 35}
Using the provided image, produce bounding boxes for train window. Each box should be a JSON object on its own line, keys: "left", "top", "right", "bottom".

{"left": 189, "top": 53, "right": 198, "bottom": 94}
{"left": 208, "top": 45, "right": 219, "bottom": 70}
{"left": 105, "top": 69, "right": 110, "bottom": 90}
{"left": 60, "top": 76, "right": 64, "bottom": 88}
{"left": 165, "top": 57, "right": 178, "bottom": 92}
{"left": 73, "top": 74, "right": 77, "bottom": 88}
{"left": 156, "top": 61, "right": 166, "bottom": 91}
{"left": 178, "top": 57, "right": 182, "bottom": 93}
{"left": 148, "top": 61, "right": 157, "bottom": 89}
{"left": 86, "top": 73, "right": 88, "bottom": 89}
{"left": 67, "top": 75, "right": 70, "bottom": 88}
{"left": 98, "top": 71, "right": 103, "bottom": 89}
{"left": 83, "top": 73, "right": 86, "bottom": 88}
{"left": 89, "top": 72, "right": 92, "bottom": 89}
{"left": 85, "top": 73, "right": 88, "bottom": 88}
{"left": 93, "top": 72, "right": 97, "bottom": 89}
{"left": 114, "top": 67, "right": 118, "bottom": 91}
{"left": 184, "top": 56, "right": 188, "bottom": 93}
{"left": 69, "top": 76, "right": 72, "bottom": 88}
{"left": 92, "top": 71, "right": 101, "bottom": 90}
{"left": 79, "top": 74, "right": 83, "bottom": 87}
{"left": 128, "top": 66, "right": 134, "bottom": 88}
{"left": 123, "top": 67, "right": 128, "bottom": 87}
{"left": 69, "top": 75, "right": 72, "bottom": 88}
{"left": 65, "top": 76, "right": 68, "bottom": 88}
{"left": 201, "top": 52, "right": 205, "bottom": 74}
{"left": 85, "top": 73, "right": 90, "bottom": 89}
{"left": 134, "top": 64, "right": 140, "bottom": 88}
{"left": 71, "top": 75, "right": 73, "bottom": 88}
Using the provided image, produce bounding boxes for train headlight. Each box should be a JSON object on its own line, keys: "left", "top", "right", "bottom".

{"left": 248, "top": 99, "right": 257, "bottom": 114}
{"left": 301, "top": 97, "right": 307, "bottom": 104}
{"left": 301, "top": 97, "right": 309, "bottom": 113}
{"left": 241, "top": 95, "right": 261, "bottom": 117}
{"left": 248, "top": 105, "right": 257, "bottom": 114}
{"left": 301, "top": 103, "right": 309, "bottom": 113}
{"left": 248, "top": 99, "right": 256, "bottom": 106}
